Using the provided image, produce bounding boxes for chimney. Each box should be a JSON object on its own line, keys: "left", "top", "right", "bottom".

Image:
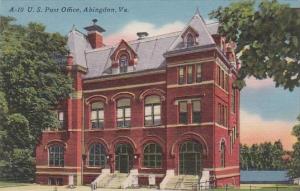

{"left": 84, "top": 19, "right": 105, "bottom": 49}
{"left": 137, "top": 32, "right": 149, "bottom": 40}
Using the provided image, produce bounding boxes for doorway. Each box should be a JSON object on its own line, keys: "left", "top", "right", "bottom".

{"left": 179, "top": 141, "right": 202, "bottom": 175}
{"left": 115, "top": 143, "right": 133, "bottom": 173}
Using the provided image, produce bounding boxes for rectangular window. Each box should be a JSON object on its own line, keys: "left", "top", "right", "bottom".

{"left": 179, "top": 101, "right": 188, "bottom": 124}
{"left": 221, "top": 70, "right": 224, "bottom": 89}
{"left": 217, "top": 103, "right": 222, "bottom": 124}
{"left": 192, "top": 100, "right": 201, "bottom": 123}
{"left": 91, "top": 102, "right": 104, "bottom": 129}
{"left": 145, "top": 104, "right": 161, "bottom": 126}
{"left": 117, "top": 99, "right": 131, "bottom": 128}
{"left": 224, "top": 106, "right": 227, "bottom": 127}
{"left": 117, "top": 107, "right": 131, "bottom": 128}
{"left": 225, "top": 74, "right": 228, "bottom": 91}
{"left": 231, "top": 89, "right": 236, "bottom": 113}
{"left": 187, "top": 65, "right": 193, "bottom": 84}
{"left": 58, "top": 111, "right": 65, "bottom": 129}
{"left": 178, "top": 66, "right": 185, "bottom": 84}
{"left": 91, "top": 109, "right": 104, "bottom": 128}
{"left": 218, "top": 66, "right": 221, "bottom": 85}
{"left": 196, "top": 64, "right": 202, "bottom": 82}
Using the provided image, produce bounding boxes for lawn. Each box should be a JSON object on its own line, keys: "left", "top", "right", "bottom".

{"left": 211, "top": 184, "right": 300, "bottom": 191}
{"left": 0, "top": 181, "right": 31, "bottom": 188}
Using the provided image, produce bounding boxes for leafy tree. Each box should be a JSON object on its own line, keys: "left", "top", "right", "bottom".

{"left": 0, "top": 16, "right": 72, "bottom": 180}
{"left": 240, "top": 141, "right": 286, "bottom": 170}
{"left": 210, "top": 0, "right": 300, "bottom": 91}
{"left": 288, "top": 115, "right": 300, "bottom": 178}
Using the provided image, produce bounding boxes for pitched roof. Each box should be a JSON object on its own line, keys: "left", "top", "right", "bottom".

{"left": 67, "top": 13, "right": 220, "bottom": 79}
{"left": 168, "top": 13, "right": 216, "bottom": 51}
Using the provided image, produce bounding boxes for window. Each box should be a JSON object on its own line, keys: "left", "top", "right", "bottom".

{"left": 187, "top": 65, "right": 193, "bottom": 84}
{"left": 230, "top": 133, "right": 233, "bottom": 154}
{"left": 88, "top": 144, "right": 106, "bottom": 167}
{"left": 231, "top": 89, "right": 236, "bottom": 113}
{"left": 225, "top": 74, "right": 228, "bottom": 91}
{"left": 178, "top": 67, "right": 185, "bottom": 84}
{"left": 91, "top": 102, "right": 104, "bottom": 129}
{"left": 119, "top": 55, "right": 128, "bottom": 73}
{"left": 179, "top": 101, "right": 188, "bottom": 124}
{"left": 216, "top": 66, "right": 220, "bottom": 85}
{"left": 217, "top": 103, "right": 228, "bottom": 127}
{"left": 186, "top": 33, "right": 195, "bottom": 47}
{"left": 196, "top": 64, "right": 202, "bottom": 82}
{"left": 49, "top": 144, "right": 64, "bottom": 167}
{"left": 117, "top": 98, "right": 131, "bottom": 128}
{"left": 192, "top": 100, "right": 201, "bottom": 123}
{"left": 144, "top": 96, "right": 161, "bottom": 126}
{"left": 58, "top": 111, "right": 65, "bottom": 129}
{"left": 221, "top": 70, "right": 224, "bottom": 89}
{"left": 143, "top": 143, "right": 162, "bottom": 168}
{"left": 220, "top": 141, "right": 226, "bottom": 167}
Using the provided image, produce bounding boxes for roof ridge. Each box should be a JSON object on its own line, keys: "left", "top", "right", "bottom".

{"left": 128, "top": 31, "right": 181, "bottom": 44}
{"left": 85, "top": 31, "right": 181, "bottom": 54}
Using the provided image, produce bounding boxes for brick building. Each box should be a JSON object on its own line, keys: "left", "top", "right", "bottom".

{"left": 35, "top": 11, "right": 240, "bottom": 189}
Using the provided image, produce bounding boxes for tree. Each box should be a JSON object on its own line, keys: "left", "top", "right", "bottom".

{"left": 210, "top": 0, "right": 300, "bottom": 91}
{"left": 240, "top": 141, "right": 286, "bottom": 170}
{"left": 0, "top": 16, "right": 72, "bottom": 180}
{"left": 288, "top": 115, "right": 300, "bottom": 178}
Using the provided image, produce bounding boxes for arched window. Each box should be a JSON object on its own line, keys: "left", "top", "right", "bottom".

{"left": 220, "top": 141, "right": 226, "bottom": 168}
{"left": 49, "top": 144, "right": 64, "bottom": 167}
{"left": 186, "top": 33, "right": 195, "bottom": 47}
{"left": 119, "top": 55, "right": 128, "bottom": 73}
{"left": 144, "top": 95, "right": 161, "bottom": 126}
{"left": 91, "top": 102, "right": 104, "bottom": 128}
{"left": 117, "top": 98, "right": 131, "bottom": 128}
{"left": 88, "top": 144, "right": 106, "bottom": 167}
{"left": 143, "top": 143, "right": 162, "bottom": 168}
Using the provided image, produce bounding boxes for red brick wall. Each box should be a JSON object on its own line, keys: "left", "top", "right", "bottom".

{"left": 36, "top": 48, "right": 240, "bottom": 187}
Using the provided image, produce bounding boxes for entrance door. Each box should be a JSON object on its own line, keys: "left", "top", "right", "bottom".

{"left": 115, "top": 144, "right": 133, "bottom": 173}
{"left": 179, "top": 141, "right": 202, "bottom": 175}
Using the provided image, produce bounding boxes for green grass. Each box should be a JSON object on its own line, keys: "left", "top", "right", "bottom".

{"left": 0, "top": 181, "right": 30, "bottom": 188}
{"left": 210, "top": 184, "right": 300, "bottom": 191}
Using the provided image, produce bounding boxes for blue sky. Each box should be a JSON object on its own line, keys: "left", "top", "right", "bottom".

{"left": 1, "top": 0, "right": 299, "bottom": 149}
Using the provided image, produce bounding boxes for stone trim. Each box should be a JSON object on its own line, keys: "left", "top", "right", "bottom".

{"left": 84, "top": 81, "right": 166, "bottom": 93}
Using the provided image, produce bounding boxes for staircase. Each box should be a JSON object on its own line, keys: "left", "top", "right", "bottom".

{"left": 182, "top": 175, "right": 198, "bottom": 190}
{"left": 163, "top": 175, "right": 198, "bottom": 190}
{"left": 99, "top": 173, "right": 128, "bottom": 189}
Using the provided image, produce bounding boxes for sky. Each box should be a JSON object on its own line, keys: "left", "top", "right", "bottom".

{"left": 1, "top": 0, "right": 300, "bottom": 150}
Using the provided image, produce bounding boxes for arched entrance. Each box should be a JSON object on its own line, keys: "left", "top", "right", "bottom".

{"left": 115, "top": 143, "right": 134, "bottom": 173}
{"left": 179, "top": 141, "right": 202, "bottom": 175}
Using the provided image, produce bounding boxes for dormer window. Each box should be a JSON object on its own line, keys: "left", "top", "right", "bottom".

{"left": 186, "top": 33, "right": 195, "bottom": 47}
{"left": 119, "top": 55, "right": 128, "bottom": 73}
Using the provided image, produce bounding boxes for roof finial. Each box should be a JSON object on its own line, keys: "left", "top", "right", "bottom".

{"left": 71, "top": 24, "right": 76, "bottom": 32}
{"left": 195, "top": 6, "right": 200, "bottom": 16}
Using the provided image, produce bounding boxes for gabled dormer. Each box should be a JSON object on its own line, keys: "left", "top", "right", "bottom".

{"left": 110, "top": 39, "right": 138, "bottom": 74}
{"left": 167, "top": 10, "right": 215, "bottom": 52}
{"left": 181, "top": 26, "right": 199, "bottom": 47}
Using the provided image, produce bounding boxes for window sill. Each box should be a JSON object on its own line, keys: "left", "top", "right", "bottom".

{"left": 144, "top": 125, "right": 163, "bottom": 128}
{"left": 85, "top": 166, "right": 104, "bottom": 169}
{"left": 140, "top": 167, "right": 163, "bottom": 170}
{"left": 117, "top": 127, "right": 131, "bottom": 129}
{"left": 48, "top": 166, "right": 65, "bottom": 168}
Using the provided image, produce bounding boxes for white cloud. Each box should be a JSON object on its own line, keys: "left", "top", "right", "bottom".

{"left": 104, "top": 20, "right": 185, "bottom": 45}
{"left": 240, "top": 109, "right": 296, "bottom": 150}
{"left": 245, "top": 77, "right": 274, "bottom": 89}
